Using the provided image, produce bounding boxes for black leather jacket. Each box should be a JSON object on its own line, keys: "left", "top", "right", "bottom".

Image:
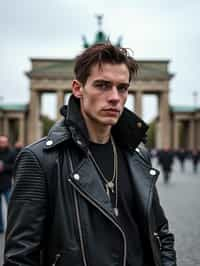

{"left": 4, "top": 96, "right": 176, "bottom": 266}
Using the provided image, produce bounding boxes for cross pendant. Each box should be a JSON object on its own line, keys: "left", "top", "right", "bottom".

{"left": 106, "top": 185, "right": 110, "bottom": 198}
{"left": 107, "top": 181, "right": 114, "bottom": 193}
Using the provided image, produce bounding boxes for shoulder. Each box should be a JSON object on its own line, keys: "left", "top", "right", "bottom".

{"left": 16, "top": 138, "right": 47, "bottom": 166}
{"left": 26, "top": 137, "right": 47, "bottom": 155}
{"left": 15, "top": 138, "right": 47, "bottom": 172}
{"left": 16, "top": 137, "right": 59, "bottom": 177}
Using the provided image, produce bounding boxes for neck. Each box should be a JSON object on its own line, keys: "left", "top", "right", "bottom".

{"left": 88, "top": 125, "right": 111, "bottom": 144}
{"left": 89, "top": 132, "right": 111, "bottom": 144}
{"left": 84, "top": 119, "right": 111, "bottom": 144}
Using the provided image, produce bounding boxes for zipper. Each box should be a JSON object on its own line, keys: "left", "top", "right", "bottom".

{"left": 150, "top": 230, "right": 162, "bottom": 266}
{"left": 73, "top": 188, "right": 88, "bottom": 266}
{"left": 68, "top": 150, "right": 88, "bottom": 266}
{"left": 68, "top": 178, "right": 127, "bottom": 266}
{"left": 52, "top": 253, "right": 61, "bottom": 266}
{"left": 154, "top": 232, "right": 162, "bottom": 250}
{"left": 147, "top": 178, "right": 162, "bottom": 266}
{"left": 67, "top": 149, "right": 127, "bottom": 266}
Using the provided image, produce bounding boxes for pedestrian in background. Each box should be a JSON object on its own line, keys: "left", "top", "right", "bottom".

{"left": 0, "top": 136, "right": 15, "bottom": 233}
{"left": 191, "top": 149, "right": 200, "bottom": 173}
{"left": 158, "top": 146, "right": 174, "bottom": 184}
{"left": 176, "top": 148, "right": 187, "bottom": 172}
{"left": 13, "top": 141, "right": 23, "bottom": 159}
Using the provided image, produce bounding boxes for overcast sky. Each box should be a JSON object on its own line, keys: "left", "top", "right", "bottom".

{"left": 0, "top": 0, "right": 200, "bottom": 121}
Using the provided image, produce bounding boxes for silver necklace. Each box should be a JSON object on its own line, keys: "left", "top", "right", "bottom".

{"left": 88, "top": 136, "right": 119, "bottom": 216}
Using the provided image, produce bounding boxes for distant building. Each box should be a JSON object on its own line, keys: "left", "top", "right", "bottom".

{"left": 170, "top": 106, "right": 200, "bottom": 150}
{"left": 0, "top": 104, "right": 28, "bottom": 145}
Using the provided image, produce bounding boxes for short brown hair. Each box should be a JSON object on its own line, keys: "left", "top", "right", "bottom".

{"left": 74, "top": 43, "right": 138, "bottom": 85}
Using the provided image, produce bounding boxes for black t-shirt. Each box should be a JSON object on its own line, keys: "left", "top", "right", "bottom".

{"left": 89, "top": 139, "right": 144, "bottom": 266}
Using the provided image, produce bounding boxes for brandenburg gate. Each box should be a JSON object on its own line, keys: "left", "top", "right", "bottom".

{"left": 26, "top": 58, "right": 173, "bottom": 148}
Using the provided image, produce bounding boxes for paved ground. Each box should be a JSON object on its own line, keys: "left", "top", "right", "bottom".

{"left": 0, "top": 158, "right": 199, "bottom": 265}
{"left": 155, "top": 158, "right": 200, "bottom": 266}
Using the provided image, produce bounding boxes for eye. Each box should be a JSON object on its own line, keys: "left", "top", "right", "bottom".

{"left": 117, "top": 85, "right": 129, "bottom": 93}
{"left": 95, "top": 82, "right": 111, "bottom": 90}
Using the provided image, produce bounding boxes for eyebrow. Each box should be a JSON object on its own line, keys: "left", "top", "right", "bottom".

{"left": 93, "top": 79, "right": 130, "bottom": 87}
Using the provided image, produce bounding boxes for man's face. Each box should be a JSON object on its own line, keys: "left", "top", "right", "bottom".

{"left": 72, "top": 63, "right": 130, "bottom": 130}
{"left": 0, "top": 136, "right": 9, "bottom": 149}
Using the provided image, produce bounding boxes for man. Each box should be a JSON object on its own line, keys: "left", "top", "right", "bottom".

{"left": 0, "top": 136, "right": 15, "bottom": 233}
{"left": 191, "top": 149, "right": 200, "bottom": 173}
{"left": 176, "top": 148, "right": 187, "bottom": 172}
{"left": 4, "top": 43, "right": 176, "bottom": 265}
{"left": 157, "top": 147, "right": 174, "bottom": 184}
{"left": 13, "top": 140, "right": 24, "bottom": 159}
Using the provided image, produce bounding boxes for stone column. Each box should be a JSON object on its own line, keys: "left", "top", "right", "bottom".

{"left": 173, "top": 117, "right": 180, "bottom": 150}
{"left": 134, "top": 91, "right": 142, "bottom": 117}
{"left": 155, "top": 121, "right": 162, "bottom": 149}
{"left": 188, "top": 119, "right": 195, "bottom": 150}
{"left": 158, "top": 91, "right": 171, "bottom": 148}
{"left": 18, "top": 115, "right": 25, "bottom": 145}
{"left": 27, "top": 90, "right": 41, "bottom": 144}
{"left": 57, "top": 90, "right": 65, "bottom": 120}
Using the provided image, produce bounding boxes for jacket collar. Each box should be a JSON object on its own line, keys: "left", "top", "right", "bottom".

{"left": 44, "top": 96, "right": 156, "bottom": 223}
{"left": 44, "top": 95, "right": 148, "bottom": 151}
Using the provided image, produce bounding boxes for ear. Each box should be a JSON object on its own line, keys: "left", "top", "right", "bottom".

{"left": 72, "top": 80, "right": 83, "bottom": 98}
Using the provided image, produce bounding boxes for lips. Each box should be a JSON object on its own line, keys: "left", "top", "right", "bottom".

{"left": 103, "top": 107, "right": 121, "bottom": 112}
{"left": 102, "top": 108, "right": 121, "bottom": 116}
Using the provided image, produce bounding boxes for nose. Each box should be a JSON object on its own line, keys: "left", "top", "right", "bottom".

{"left": 108, "top": 86, "right": 120, "bottom": 103}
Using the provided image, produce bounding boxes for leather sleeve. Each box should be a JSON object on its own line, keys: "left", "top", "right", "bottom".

{"left": 4, "top": 148, "right": 48, "bottom": 266}
{"left": 152, "top": 188, "right": 177, "bottom": 266}
{"left": 138, "top": 144, "right": 177, "bottom": 265}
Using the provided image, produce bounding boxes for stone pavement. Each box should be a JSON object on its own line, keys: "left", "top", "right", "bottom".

{"left": 155, "top": 158, "right": 200, "bottom": 266}
{"left": 0, "top": 158, "right": 199, "bottom": 265}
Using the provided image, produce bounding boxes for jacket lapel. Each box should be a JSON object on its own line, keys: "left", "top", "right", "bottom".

{"left": 68, "top": 156, "right": 117, "bottom": 220}
{"left": 125, "top": 150, "right": 159, "bottom": 224}
{"left": 68, "top": 149, "right": 159, "bottom": 224}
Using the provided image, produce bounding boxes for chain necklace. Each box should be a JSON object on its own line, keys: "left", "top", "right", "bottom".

{"left": 88, "top": 136, "right": 119, "bottom": 217}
